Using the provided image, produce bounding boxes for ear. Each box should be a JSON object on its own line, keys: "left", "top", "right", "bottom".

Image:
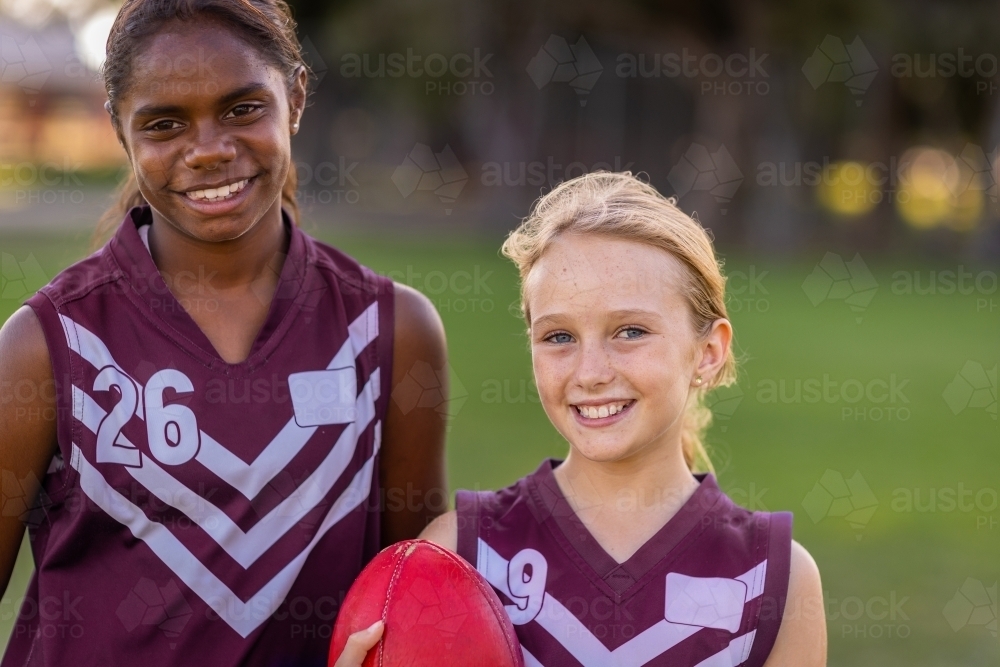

{"left": 288, "top": 65, "right": 307, "bottom": 134}
{"left": 692, "top": 318, "right": 732, "bottom": 387}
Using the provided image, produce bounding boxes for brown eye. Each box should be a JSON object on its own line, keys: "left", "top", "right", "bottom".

{"left": 149, "top": 120, "right": 181, "bottom": 132}
{"left": 228, "top": 104, "right": 262, "bottom": 118}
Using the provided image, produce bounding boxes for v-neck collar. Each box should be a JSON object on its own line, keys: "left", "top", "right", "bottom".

{"left": 525, "top": 458, "right": 726, "bottom": 602}
{"left": 108, "top": 205, "right": 311, "bottom": 375}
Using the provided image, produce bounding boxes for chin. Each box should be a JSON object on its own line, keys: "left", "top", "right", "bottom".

{"left": 569, "top": 438, "right": 642, "bottom": 464}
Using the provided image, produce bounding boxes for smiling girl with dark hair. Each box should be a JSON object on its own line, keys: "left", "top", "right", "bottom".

{"left": 0, "top": 1, "right": 447, "bottom": 664}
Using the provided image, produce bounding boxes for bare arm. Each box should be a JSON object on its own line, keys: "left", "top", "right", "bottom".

{"left": 0, "top": 307, "right": 59, "bottom": 597}
{"left": 762, "top": 540, "right": 827, "bottom": 666}
{"left": 418, "top": 509, "right": 458, "bottom": 551}
{"left": 379, "top": 284, "right": 448, "bottom": 546}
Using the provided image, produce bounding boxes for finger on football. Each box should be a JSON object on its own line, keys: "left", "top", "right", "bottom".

{"left": 333, "top": 620, "right": 384, "bottom": 667}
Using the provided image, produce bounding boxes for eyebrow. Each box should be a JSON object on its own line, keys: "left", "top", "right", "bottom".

{"left": 132, "top": 82, "right": 270, "bottom": 117}
{"left": 531, "top": 308, "right": 661, "bottom": 329}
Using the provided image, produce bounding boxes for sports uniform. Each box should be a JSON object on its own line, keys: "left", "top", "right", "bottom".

{"left": 6, "top": 205, "right": 394, "bottom": 666}
{"left": 456, "top": 459, "right": 792, "bottom": 667}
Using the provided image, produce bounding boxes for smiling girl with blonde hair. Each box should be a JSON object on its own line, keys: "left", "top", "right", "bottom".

{"left": 417, "top": 170, "right": 823, "bottom": 667}
{"left": 336, "top": 171, "right": 827, "bottom": 666}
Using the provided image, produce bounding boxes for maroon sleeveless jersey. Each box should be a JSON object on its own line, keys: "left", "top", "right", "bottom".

{"left": 8, "top": 206, "right": 394, "bottom": 666}
{"left": 456, "top": 460, "right": 793, "bottom": 667}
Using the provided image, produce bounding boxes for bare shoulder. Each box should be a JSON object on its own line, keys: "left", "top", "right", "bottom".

{"left": 0, "top": 306, "right": 52, "bottom": 378}
{"left": 418, "top": 509, "right": 458, "bottom": 552}
{"left": 393, "top": 282, "right": 446, "bottom": 349}
{"left": 762, "top": 540, "right": 827, "bottom": 667}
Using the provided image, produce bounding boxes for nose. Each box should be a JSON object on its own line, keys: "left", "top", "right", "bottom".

{"left": 183, "top": 123, "right": 237, "bottom": 171}
{"left": 572, "top": 338, "right": 615, "bottom": 390}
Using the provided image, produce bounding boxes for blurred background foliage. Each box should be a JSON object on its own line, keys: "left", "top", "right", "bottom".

{"left": 0, "top": 0, "right": 998, "bottom": 664}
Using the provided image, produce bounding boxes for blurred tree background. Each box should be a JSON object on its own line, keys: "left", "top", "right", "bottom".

{"left": 0, "top": 1, "right": 998, "bottom": 665}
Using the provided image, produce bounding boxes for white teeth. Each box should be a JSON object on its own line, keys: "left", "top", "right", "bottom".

{"left": 186, "top": 178, "right": 249, "bottom": 202}
{"left": 576, "top": 402, "right": 630, "bottom": 419}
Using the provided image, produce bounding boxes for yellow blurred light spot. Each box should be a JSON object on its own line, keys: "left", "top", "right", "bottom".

{"left": 896, "top": 146, "right": 981, "bottom": 231}
{"left": 817, "top": 161, "right": 878, "bottom": 217}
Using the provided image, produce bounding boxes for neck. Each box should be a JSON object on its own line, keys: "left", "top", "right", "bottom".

{"left": 554, "top": 437, "right": 701, "bottom": 524}
{"left": 145, "top": 202, "right": 288, "bottom": 293}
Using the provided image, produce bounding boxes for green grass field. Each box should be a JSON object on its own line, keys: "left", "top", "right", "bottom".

{"left": 0, "top": 226, "right": 997, "bottom": 665}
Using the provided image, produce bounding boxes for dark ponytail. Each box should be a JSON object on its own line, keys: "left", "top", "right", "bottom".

{"left": 93, "top": 0, "right": 308, "bottom": 248}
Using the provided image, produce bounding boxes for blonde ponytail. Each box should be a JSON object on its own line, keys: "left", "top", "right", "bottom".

{"left": 501, "top": 171, "right": 735, "bottom": 473}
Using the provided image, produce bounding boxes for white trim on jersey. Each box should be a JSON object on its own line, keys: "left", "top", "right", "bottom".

{"left": 70, "top": 439, "right": 379, "bottom": 638}
{"left": 477, "top": 539, "right": 765, "bottom": 667}
{"left": 70, "top": 375, "right": 379, "bottom": 568}
{"left": 56, "top": 305, "right": 383, "bottom": 637}
{"left": 58, "top": 301, "right": 379, "bottom": 499}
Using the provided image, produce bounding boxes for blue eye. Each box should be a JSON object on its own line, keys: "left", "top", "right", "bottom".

{"left": 546, "top": 332, "right": 574, "bottom": 344}
{"left": 616, "top": 327, "right": 646, "bottom": 340}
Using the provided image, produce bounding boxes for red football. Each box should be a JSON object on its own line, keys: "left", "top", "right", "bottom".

{"left": 329, "top": 540, "right": 523, "bottom": 667}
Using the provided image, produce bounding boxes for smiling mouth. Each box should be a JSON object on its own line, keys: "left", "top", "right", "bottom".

{"left": 574, "top": 400, "right": 635, "bottom": 420}
{"left": 184, "top": 177, "right": 252, "bottom": 203}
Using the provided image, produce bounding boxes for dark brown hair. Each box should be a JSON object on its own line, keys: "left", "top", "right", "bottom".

{"left": 93, "top": 0, "right": 310, "bottom": 247}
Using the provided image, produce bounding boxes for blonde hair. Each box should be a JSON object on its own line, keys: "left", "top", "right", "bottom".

{"left": 501, "top": 171, "right": 736, "bottom": 473}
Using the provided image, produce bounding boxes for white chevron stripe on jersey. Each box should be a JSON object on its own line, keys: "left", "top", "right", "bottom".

{"left": 692, "top": 630, "right": 757, "bottom": 667}
{"left": 58, "top": 302, "right": 378, "bottom": 499}
{"left": 477, "top": 539, "right": 767, "bottom": 667}
{"left": 522, "top": 647, "right": 544, "bottom": 667}
{"left": 736, "top": 561, "right": 766, "bottom": 600}
{"left": 71, "top": 372, "right": 379, "bottom": 569}
{"left": 70, "top": 438, "right": 379, "bottom": 638}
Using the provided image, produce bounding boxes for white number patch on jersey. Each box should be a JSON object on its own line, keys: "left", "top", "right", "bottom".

{"left": 478, "top": 539, "right": 769, "bottom": 667}
{"left": 288, "top": 367, "right": 358, "bottom": 427}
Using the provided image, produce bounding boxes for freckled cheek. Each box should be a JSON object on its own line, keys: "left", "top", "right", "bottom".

{"left": 531, "top": 353, "right": 572, "bottom": 407}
